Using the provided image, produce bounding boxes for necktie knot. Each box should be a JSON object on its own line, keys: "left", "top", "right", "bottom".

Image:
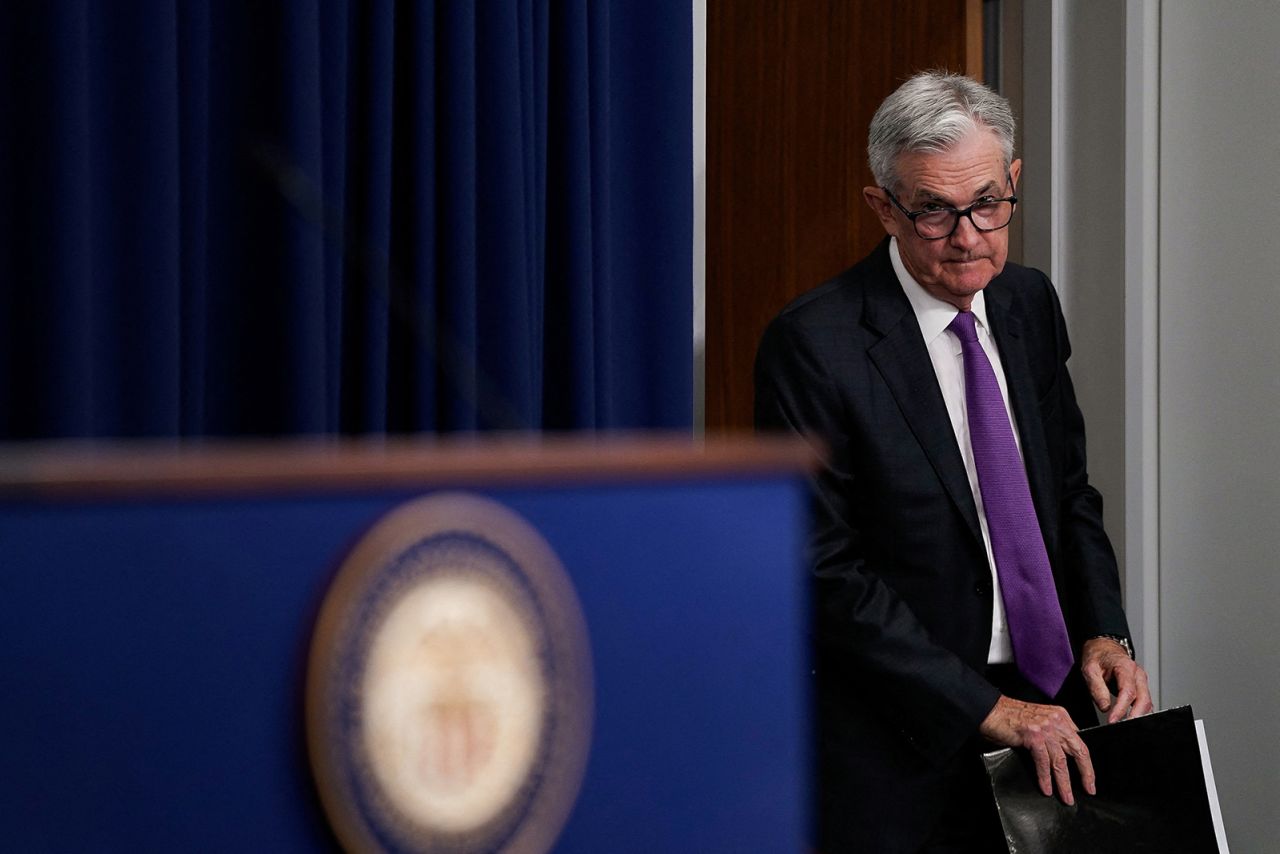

{"left": 948, "top": 310, "right": 979, "bottom": 344}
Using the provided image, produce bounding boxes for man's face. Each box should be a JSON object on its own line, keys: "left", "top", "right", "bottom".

{"left": 864, "top": 128, "right": 1021, "bottom": 310}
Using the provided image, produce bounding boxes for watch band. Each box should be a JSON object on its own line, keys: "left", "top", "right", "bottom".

{"left": 1092, "top": 633, "right": 1135, "bottom": 660}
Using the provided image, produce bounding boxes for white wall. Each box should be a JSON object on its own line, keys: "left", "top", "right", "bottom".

{"left": 1158, "top": 4, "right": 1280, "bottom": 849}
{"left": 1021, "top": 0, "right": 1134, "bottom": 646}
{"left": 1034, "top": 1, "right": 1280, "bottom": 846}
{"left": 1057, "top": 1, "right": 1128, "bottom": 587}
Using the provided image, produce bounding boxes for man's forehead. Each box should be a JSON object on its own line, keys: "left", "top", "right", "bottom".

{"left": 907, "top": 172, "right": 1004, "bottom": 202}
{"left": 896, "top": 160, "right": 1003, "bottom": 201}
{"left": 894, "top": 134, "right": 1008, "bottom": 200}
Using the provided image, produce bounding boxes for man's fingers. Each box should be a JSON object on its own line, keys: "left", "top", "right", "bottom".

{"left": 1132, "top": 684, "right": 1155, "bottom": 717}
{"left": 1067, "top": 735, "right": 1096, "bottom": 796}
{"left": 992, "top": 697, "right": 1104, "bottom": 803}
{"left": 1050, "top": 746, "right": 1074, "bottom": 805}
{"left": 1106, "top": 661, "right": 1155, "bottom": 722}
{"left": 1082, "top": 663, "right": 1113, "bottom": 712}
{"left": 1032, "top": 743, "right": 1053, "bottom": 798}
{"left": 1107, "top": 682, "right": 1135, "bottom": 724}
{"left": 1129, "top": 668, "right": 1154, "bottom": 717}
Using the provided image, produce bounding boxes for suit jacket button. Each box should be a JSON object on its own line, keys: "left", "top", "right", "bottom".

{"left": 974, "top": 583, "right": 986, "bottom": 595}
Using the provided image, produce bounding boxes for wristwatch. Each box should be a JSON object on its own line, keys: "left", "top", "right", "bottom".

{"left": 1092, "top": 633, "right": 1135, "bottom": 659}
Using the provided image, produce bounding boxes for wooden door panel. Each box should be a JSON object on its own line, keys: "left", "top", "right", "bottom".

{"left": 707, "top": 0, "right": 982, "bottom": 431}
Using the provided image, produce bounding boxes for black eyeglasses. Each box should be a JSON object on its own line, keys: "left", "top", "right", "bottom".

{"left": 882, "top": 179, "right": 1018, "bottom": 240}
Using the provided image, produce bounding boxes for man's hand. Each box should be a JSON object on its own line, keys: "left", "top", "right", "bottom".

{"left": 979, "top": 696, "right": 1094, "bottom": 805}
{"left": 1081, "top": 636, "right": 1154, "bottom": 723}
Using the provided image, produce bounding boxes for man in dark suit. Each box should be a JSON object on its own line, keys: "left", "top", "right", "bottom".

{"left": 754, "top": 72, "right": 1152, "bottom": 852}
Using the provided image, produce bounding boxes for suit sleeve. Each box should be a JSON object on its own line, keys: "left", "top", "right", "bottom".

{"left": 755, "top": 311, "right": 1000, "bottom": 764}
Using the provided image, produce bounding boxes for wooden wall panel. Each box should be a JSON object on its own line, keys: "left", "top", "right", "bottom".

{"left": 707, "top": 0, "right": 982, "bottom": 432}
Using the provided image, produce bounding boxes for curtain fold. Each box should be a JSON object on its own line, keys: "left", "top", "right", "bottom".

{"left": 176, "top": 1, "right": 211, "bottom": 436}
{"left": 0, "top": 0, "right": 691, "bottom": 438}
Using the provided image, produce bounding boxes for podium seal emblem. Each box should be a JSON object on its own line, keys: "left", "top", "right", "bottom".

{"left": 307, "top": 493, "right": 594, "bottom": 853}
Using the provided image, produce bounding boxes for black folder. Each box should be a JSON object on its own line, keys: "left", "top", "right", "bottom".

{"left": 982, "top": 705, "right": 1221, "bottom": 852}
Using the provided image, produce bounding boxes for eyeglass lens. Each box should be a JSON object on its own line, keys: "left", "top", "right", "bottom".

{"left": 915, "top": 201, "right": 1013, "bottom": 238}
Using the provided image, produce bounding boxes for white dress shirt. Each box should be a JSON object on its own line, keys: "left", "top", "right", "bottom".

{"left": 889, "top": 237, "right": 1018, "bottom": 664}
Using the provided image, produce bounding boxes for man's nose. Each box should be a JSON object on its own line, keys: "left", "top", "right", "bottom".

{"left": 949, "top": 212, "right": 983, "bottom": 249}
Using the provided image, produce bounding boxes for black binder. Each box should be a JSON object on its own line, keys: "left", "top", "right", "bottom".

{"left": 982, "top": 705, "right": 1221, "bottom": 852}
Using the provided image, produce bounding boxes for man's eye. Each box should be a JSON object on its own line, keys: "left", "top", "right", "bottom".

{"left": 973, "top": 196, "right": 998, "bottom": 206}
{"left": 921, "top": 203, "right": 948, "bottom": 213}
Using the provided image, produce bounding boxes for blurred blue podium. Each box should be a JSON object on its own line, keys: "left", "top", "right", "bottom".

{"left": 0, "top": 437, "right": 811, "bottom": 852}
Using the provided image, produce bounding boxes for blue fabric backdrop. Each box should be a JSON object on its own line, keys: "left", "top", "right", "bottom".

{"left": 0, "top": 2, "right": 692, "bottom": 437}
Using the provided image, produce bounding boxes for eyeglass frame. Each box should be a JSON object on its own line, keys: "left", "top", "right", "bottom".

{"left": 881, "top": 176, "right": 1018, "bottom": 240}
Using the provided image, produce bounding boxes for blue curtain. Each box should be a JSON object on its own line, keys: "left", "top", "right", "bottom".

{"left": 0, "top": 2, "right": 692, "bottom": 437}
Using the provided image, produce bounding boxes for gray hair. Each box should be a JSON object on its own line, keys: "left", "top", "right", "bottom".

{"left": 867, "top": 71, "right": 1016, "bottom": 190}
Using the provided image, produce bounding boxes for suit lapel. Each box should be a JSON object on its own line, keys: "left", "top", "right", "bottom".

{"left": 985, "top": 282, "right": 1057, "bottom": 549}
{"left": 862, "top": 248, "right": 984, "bottom": 545}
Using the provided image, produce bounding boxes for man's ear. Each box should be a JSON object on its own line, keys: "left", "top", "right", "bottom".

{"left": 1009, "top": 158, "right": 1022, "bottom": 191}
{"left": 863, "top": 186, "right": 900, "bottom": 237}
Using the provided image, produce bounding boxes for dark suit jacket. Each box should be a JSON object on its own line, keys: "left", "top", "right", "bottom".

{"left": 754, "top": 239, "right": 1131, "bottom": 852}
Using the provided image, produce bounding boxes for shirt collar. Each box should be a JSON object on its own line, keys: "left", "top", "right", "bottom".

{"left": 889, "top": 236, "right": 990, "bottom": 346}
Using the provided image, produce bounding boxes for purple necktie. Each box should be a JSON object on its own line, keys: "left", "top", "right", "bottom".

{"left": 948, "top": 310, "right": 1074, "bottom": 697}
